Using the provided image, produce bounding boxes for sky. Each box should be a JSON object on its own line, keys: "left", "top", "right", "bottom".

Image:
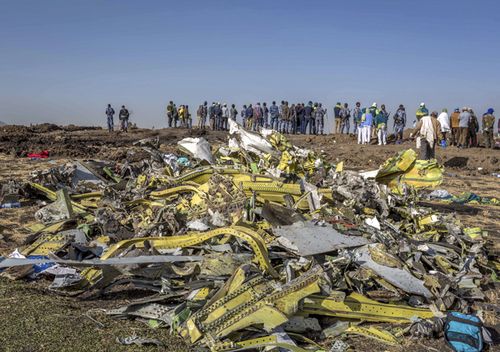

{"left": 1, "top": 0, "right": 499, "bottom": 130}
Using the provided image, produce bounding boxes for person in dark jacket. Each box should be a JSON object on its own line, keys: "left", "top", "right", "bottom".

{"left": 119, "top": 105, "right": 130, "bottom": 132}
{"left": 303, "top": 101, "right": 314, "bottom": 134}
{"left": 106, "top": 104, "right": 115, "bottom": 132}
{"left": 245, "top": 104, "right": 254, "bottom": 129}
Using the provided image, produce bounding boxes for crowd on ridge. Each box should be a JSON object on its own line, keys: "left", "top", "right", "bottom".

{"left": 104, "top": 101, "right": 498, "bottom": 155}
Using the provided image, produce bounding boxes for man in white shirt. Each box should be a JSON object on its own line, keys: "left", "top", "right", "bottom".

{"left": 437, "top": 108, "right": 450, "bottom": 146}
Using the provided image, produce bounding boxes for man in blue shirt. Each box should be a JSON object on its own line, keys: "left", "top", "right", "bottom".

{"left": 269, "top": 101, "right": 279, "bottom": 130}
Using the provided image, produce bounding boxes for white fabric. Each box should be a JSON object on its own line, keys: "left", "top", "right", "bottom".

{"left": 357, "top": 126, "right": 363, "bottom": 144}
{"left": 362, "top": 126, "right": 371, "bottom": 144}
{"left": 437, "top": 112, "right": 450, "bottom": 132}
{"left": 419, "top": 115, "right": 436, "bottom": 146}
{"left": 377, "top": 127, "right": 387, "bottom": 145}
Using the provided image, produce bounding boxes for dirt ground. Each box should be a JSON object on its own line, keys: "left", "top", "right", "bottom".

{"left": 0, "top": 125, "right": 498, "bottom": 351}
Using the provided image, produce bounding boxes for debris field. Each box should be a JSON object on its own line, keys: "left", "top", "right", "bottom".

{"left": 0, "top": 121, "right": 498, "bottom": 352}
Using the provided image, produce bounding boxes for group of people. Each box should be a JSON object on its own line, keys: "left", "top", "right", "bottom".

{"left": 412, "top": 106, "right": 497, "bottom": 160}
{"left": 104, "top": 102, "right": 498, "bottom": 154}
{"left": 191, "top": 101, "right": 328, "bottom": 134}
{"left": 333, "top": 102, "right": 406, "bottom": 146}
{"left": 166, "top": 101, "right": 192, "bottom": 129}
{"left": 105, "top": 104, "right": 130, "bottom": 132}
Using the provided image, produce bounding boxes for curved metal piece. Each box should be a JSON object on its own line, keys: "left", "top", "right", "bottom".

{"left": 79, "top": 226, "right": 277, "bottom": 288}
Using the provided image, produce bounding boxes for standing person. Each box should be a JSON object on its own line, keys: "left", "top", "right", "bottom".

{"left": 303, "top": 101, "right": 314, "bottom": 134}
{"left": 253, "top": 103, "right": 263, "bottom": 131}
{"left": 185, "top": 105, "right": 192, "bottom": 129}
{"left": 361, "top": 108, "right": 373, "bottom": 144}
{"left": 315, "top": 103, "right": 325, "bottom": 135}
{"left": 209, "top": 102, "right": 216, "bottom": 130}
{"left": 369, "top": 103, "right": 379, "bottom": 139}
{"left": 230, "top": 104, "right": 238, "bottom": 122}
{"left": 375, "top": 108, "right": 388, "bottom": 145}
{"left": 357, "top": 108, "right": 366, "bottom": 144}
{"left": 105, "top": 104, "right": 115, "bottom": 132}
{"left": 269, "top": 101, "right": 279, "bottom": 130}
{"left": 166, "top": 101, "right": 175, "bottom": 127}
{"left": 197, "top": 101, "right": 208, "bottom": 129}
{"left": 119, "top": 105, "right": 130, "bottom": 132}
{"left": 340, "top": 103, "right": 351, "bottom": 134}
{"left": 221, "top": 103, "right": 230, "bottom": 130}
{"left": 352, "top": 102, "right": 362, "bottom": 134}
{"left": 416, "top": 102, "right": 428, "bottom": 122}
{"left": 262, "top": 102, "right": 269, "bottom": 128}
{"left": 215, "top": 103, "right": 223, "bottom": 131}
{"left": 482, "top": 108, "right": 495, "bottom": 148}
{"left": 245, "top": 104, "right": 254, "bottom": 129}
{"left": 172, "top": 103, "right": 179, "bottom": 127}
{"left": 178, "top": 105, "right": 185, "bottom": 128}
{"left": 468, "top": 108, "right": 479, "bottom": 147}
{"left": 437, "top": 108, "right": 450, "bottom": 146}
{"left": 413, "top": 112, "right": 442, "bottom": 160}
{"left": 393, "top": 104, "right": 406, "bottom": 144}
{"left": 290, "top": 104, "right": 297, "bottom": 134}
{"left": 458, "top": 107, "right": 471, "bottom": 148}
{"left": 449, "top": 108, "right": 461, "bottom": 146}
{"left": 281, "top": 102, "right": 290, "bottom": 133}
{"left": 241, "top": 105, "right": 247, "bottom": 126}
{"left": 297, "top": 103, "right": 305, "bottom": 134}
{"left": 334, "top": 102, "right": 342, "bottom": 133}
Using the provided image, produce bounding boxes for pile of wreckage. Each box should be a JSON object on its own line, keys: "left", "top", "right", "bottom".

{"left": 0, "top": 120, "right": 497, "bottom": 351}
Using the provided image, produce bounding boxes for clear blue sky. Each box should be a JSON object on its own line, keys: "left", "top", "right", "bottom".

{"left": 1, "top": 0, "right": 499, "bottom": 129}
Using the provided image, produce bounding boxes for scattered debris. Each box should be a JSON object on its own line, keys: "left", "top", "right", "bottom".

{"left": 0, "top": 122, "right": 497, "bottom": 351}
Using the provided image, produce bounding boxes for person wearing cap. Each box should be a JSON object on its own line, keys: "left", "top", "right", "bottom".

{"left": 449, "top": 108, "right": 461, "bottom": 146}
{"left": 352, "top": 102, "right": 362, "bottom": 135}
{"left": 340, "top": 103, "right": 351, "bottom": 134}
{"left": 416, "top": 102, "right": 428, "bottom": 122}
{"left": 482, "top": 108, "right": 496, "bottom": 148}
{"left": 334, "top": 102, "right": 342, "bottom": 133}
{"left": 393, "top": 104, "right": 406, "bottom": 144}
{"left": 413, "top": 112, "right": 442, "bottom": 160}
{"left": 106, "top": 104, "right": 115, "bottom": 132}
{"left": 458, "top": 107, "right": 471, "bottom": 148}
{"left": 437, "top": 108, "right": 450, "bottom": 146}
{"left": 369, "top": 103, "right": 379, "bottom": 139}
